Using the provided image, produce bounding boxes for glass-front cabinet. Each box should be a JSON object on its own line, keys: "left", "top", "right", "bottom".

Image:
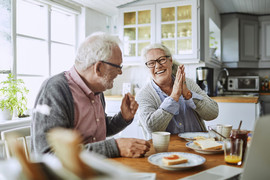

{"left": 119, "top": 5, "right": 155, "bottom": 64}
{"left": 119, "top": 0, "right": 197, "bottom": 64}
{"left": 156, "top": 1, "right": 197, "bottom": 61}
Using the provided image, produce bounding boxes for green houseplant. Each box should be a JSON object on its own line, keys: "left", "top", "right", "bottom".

{"left": 0, "top": 73, "right": 29, "bottom": 119}
{"left": 209, "top": 31, "right": 218, "bottom": 58}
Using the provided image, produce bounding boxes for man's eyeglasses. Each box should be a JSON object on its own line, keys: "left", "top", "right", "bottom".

{"left": 100, "top": 60, "right": 123, "bottom": 70}
{"left": 145, "top": 56, "right": 170, "bottom": 68}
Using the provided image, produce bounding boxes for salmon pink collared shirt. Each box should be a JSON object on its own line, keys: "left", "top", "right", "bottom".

{"left": 64, "top": 66, "right": 106, "bottom": 143}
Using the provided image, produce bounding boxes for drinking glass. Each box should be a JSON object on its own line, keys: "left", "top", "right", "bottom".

{"left": 223, "top": 138, "right": 243, "bottom": 165}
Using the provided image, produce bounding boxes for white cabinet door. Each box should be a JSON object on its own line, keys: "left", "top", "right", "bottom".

{"left": 118, "top": 0, "right": 198, "bottom": 64}
{"left": 221, "top": 14, "right": 259, "bottom": 68}
{"left": 240, "top": 20, "right": 259, "bottom": 61}
{"left": 119, "top": 5, "right": 155, "bottom": 65}
{"left": 156, "top": 0, "right": 198, "bottom": 62}
{"left": 204, "top": 102, "right": 260, "bottom": 131}
{"left": 260, "top": 21, "right": 270, "bottom": 60}
{"left": 105, "top": 99, "right": 145, "bottom": 139}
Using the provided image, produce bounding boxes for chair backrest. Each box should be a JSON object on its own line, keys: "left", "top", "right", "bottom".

{"left": 0, "top": 140, "right": 7, "bottom": 160}
{"left": 1, "top": 126, "right": 31, "bottom": 159}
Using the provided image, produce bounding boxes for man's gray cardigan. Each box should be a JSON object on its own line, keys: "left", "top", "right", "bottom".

{"left": 31, "top": 72, "right": 131, "bottom": 157}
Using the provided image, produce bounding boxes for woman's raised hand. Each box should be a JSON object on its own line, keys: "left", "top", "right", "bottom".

{"left": 171, "top": 66, "right": 183, "bottom": 101}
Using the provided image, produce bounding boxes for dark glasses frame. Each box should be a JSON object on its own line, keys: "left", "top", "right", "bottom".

{"left": 145, "top": 56, "right": 170, "bottom": 68}
{"left": 100, "top": 60, "right": 123, "bottom": 70}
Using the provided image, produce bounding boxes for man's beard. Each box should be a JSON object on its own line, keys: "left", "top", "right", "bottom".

{"left": 101, "top": 73, "right": 114, "bottom": 90}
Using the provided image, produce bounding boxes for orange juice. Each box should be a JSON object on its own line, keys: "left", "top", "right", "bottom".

{"left": 225, "top": 155, "right": 242, "bottom": 164}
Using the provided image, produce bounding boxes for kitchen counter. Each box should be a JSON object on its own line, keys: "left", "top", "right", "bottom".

{"left": 260, "top": 92, "right": 270, "bottom": 95}
{"left": 105, "top": 95, "right": 259, "bottom": 131}
{"left": 105, "top": 95, "right": 259, "bottom": 104}
{"left": 211, "top": 96, "right": 259, "bottom": 103}
{"left": 105, "top": 95, "right": 122, "bottom": 101}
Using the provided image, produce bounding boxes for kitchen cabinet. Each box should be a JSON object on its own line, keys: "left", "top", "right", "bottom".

{"left": 204, "top": 102, "right": 260, "bottom": 131}
{"left": 221, "top": 14, "right": 259, "bottom": 68}
{"left": 259, "top": 94, "right": 270, "bottom": 115}
{"left": 258, "top": 16, "right": 270, "bottom": 67}
{"left": 118, "top": 0, "right": 198, "bottom": 65}
{"left": 104, "top": 96, "right": 144, "bottom": 139}
{"left": 119, "top": 5, "right": 155, "bottom": 64}
{"left": 156, "top": 1, "right": 197, "bottom": 61}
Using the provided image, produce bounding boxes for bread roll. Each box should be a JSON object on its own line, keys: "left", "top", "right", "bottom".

{"left": 162, "top": 154, "right": 188, "bottom": 166}
{"left": 194, "top": 139, "right": 222, "bottom": 150}
{"left": 47, "top": 128, "right": 95, "bottom": 179}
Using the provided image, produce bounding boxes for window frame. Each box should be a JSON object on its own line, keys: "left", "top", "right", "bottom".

{"left": 12, "top": 0, "right": 79, "bottom": 109}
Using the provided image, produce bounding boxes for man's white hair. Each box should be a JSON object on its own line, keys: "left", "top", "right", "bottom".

{"left": 75, "top": 32, "right": 121, "bottom": 71}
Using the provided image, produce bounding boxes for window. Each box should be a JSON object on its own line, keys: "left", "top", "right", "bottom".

{"left": 16, "top": 0, "right": 77, "bottom": 110}
{"left": 0, "top": 0, "right": 12, "bottom": 81}
{"left": 209, "top": 18, "right": 221, "bottom": 60}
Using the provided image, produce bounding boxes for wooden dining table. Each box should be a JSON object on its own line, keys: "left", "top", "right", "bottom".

{"left": 111, "top": 134, "right": 241, "bottom": 180}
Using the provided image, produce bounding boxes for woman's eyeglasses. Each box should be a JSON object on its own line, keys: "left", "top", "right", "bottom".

{"left": 145, "top": 56, "right": 170, "bottom": 68}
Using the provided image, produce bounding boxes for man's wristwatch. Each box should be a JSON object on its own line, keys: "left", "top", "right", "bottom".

{"left": 184, "top": 91, "right": 192, "bottom": 100}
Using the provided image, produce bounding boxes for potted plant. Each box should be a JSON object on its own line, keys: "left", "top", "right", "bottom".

{"left": 209, "top": 31, "right": 218, "bottom": 58}
{"left": 0, "top": 73, "right": 29, "bottom": 120}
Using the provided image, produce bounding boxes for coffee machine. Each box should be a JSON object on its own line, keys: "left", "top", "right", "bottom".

{"left": 196, "top": 67, "right": 213, "bottom": 96}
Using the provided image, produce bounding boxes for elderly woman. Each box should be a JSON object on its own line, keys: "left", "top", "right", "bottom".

{"left": 136, "top": 43, "right": 218, "bottom": 139}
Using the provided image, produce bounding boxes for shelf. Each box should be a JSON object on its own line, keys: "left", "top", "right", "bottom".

{"left": 0, "top": 117, "right": 31, "bottom": 132}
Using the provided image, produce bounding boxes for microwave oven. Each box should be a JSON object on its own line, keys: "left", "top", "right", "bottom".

{"left": 227, "top": 76, "right": 260, "bottom": 91}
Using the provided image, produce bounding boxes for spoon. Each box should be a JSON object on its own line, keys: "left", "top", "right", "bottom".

{"left": 238, "top": 120, "right": 243, "bottom": 131}
{"left": 208, "top": 126, "right": 227, "bottom": 140}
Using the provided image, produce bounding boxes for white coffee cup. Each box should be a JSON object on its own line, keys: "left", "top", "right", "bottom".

{"left": 216, "top": 124, "right": 233, "bottom": 140}
{"left": 152, "top": 132, "right": 171, "bottom": 153}
{"left": 208, "top": 124, "right": 233, "bottom": 141}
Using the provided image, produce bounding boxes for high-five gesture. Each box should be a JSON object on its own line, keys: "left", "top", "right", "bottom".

{"left": 170, "top": 66, "right": 183, "bottom": 101}
{"left": 180, "top": 65, "right": 192, "bottom": 99}
{"left": 171, "top": 65, "right": 192, "bottom": 101}
{"left": 121, "top": 93, "right": 139, "bottom": 121}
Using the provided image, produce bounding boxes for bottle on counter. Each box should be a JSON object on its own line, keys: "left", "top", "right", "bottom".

{"left": 261, "top": 81, "right": 265, "bottom": 92}
{"left": 265, "top": 77, "right": 269, "bottom": 92}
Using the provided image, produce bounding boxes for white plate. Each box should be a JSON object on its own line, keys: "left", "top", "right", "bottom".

{"left": 178, "top": 132, "right": 210, "bottom": 141}
{"left": 186, "top": 141, "right": 224, "bottom": 154}
{"left": 148, "top": 152, "right": 205, "bottom": 170}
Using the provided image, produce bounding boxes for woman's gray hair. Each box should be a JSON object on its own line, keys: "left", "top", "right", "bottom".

{"left": 141, "top": 43, "right": 172, "bottom": 62}
{"left": 75, "top": 32, "right": 121, "bottom": 71}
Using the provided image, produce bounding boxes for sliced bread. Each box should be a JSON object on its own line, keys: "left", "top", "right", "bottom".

{"left": 162, "top": 154, "right": 188, "bottom": 166}
{"left": 194, "top": 139, "right": 222, "bottom": 150}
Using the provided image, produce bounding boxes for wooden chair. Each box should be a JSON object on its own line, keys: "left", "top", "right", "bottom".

{"left": 0, "top": 140, "right": 7, "bottom": 160}
{"left": 1, "top": 126, "right": 31, "bottom": 159}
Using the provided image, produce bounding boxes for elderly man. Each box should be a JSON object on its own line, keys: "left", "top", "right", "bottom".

{"left": 136, "top": 43, "right": 219, "bottom": 139}
{"left": 31, "top": 32, "right": 150, "bottom": 158}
